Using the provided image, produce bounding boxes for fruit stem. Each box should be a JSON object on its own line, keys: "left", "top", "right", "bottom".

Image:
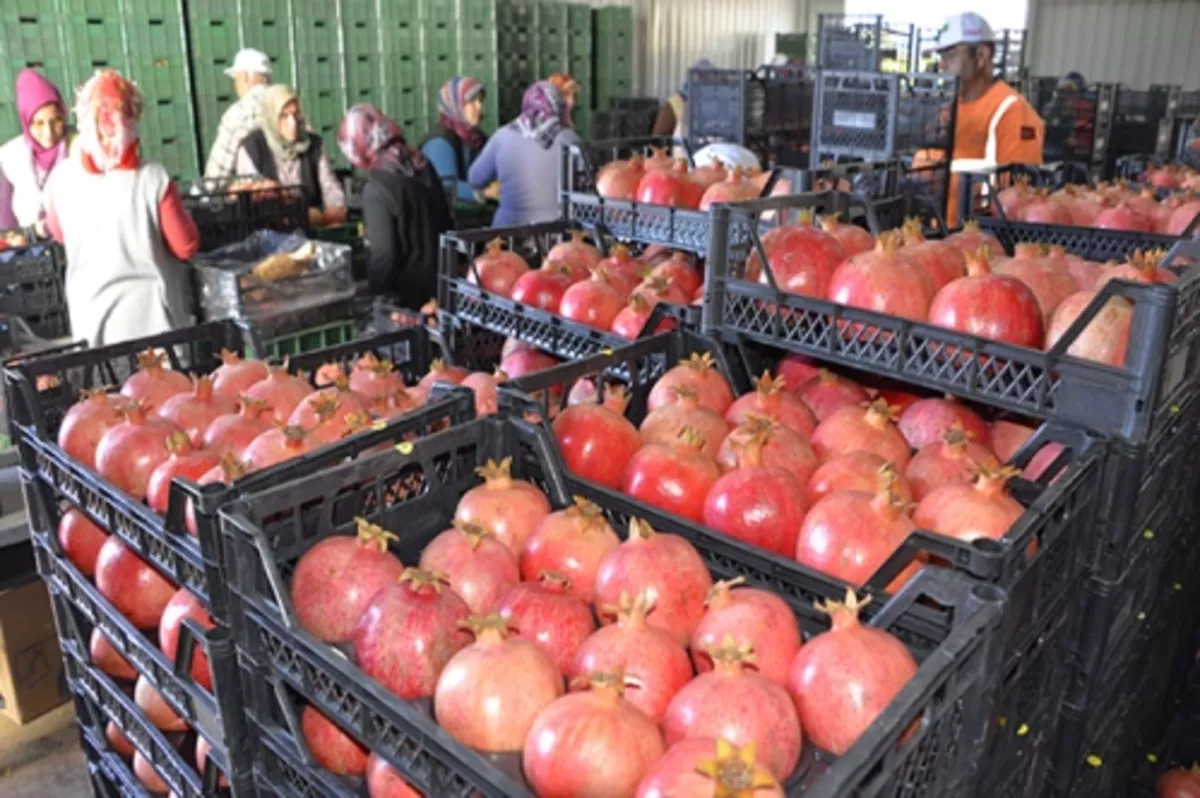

{"left": 815, "top": 588, "right": 871, "bottom": 631}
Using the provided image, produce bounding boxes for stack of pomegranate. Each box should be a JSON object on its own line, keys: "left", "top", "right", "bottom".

{"left": 466, "top": 235, "right": 704, "bottom": 339}
{"left": 994, "top": 177, "right": 1200, "bottom": 236}
{"left": 285, "top": 457, "right": 923, "bottom": 796}
{"left": 1138, "top": 163, "right": 1200, "bottom": 193}
{"left": 551, "top": 350, "right": 1061, "bottom": 595}
{"left": 593, "top": 148, "right": 790, "bottom": 211}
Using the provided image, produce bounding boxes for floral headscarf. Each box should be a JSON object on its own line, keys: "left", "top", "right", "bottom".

{"left": 75, "top": 69, "right": 142, "bottom": 174}
{"left": 512, "top": 81, "right": 568, "bottom": 150}
{"left": 258, "top": 84, "right": 310, "bottom": 163}
{"left": 438, "top": 77, "right": 486, "bottom": 151}
{"left": 338, "top": 104, "right": 426, "bottom": 176}
{"left": 15, "top": 69, "right": 68, "bottom": 176}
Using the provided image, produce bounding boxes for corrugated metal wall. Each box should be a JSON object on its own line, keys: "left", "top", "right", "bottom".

{"left": 1026, "top": 0, "right": 1200, "bottom": 88}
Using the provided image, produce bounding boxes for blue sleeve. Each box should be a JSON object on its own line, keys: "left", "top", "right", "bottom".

{"left": 467, "top": 134, "right": 499, "bottom": 190}
{"left": 421, "top": 139, "right": 476, "bottom": 204}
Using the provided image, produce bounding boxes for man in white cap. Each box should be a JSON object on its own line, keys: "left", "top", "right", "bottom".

{"left": 203, "top": 48, "right": 273, "bottom": 179}
{"left": 936, "top": 12, "right": 1044, "bottom": 225}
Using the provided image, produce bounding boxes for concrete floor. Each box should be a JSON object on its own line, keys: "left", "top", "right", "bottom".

{"left": 0, "top": 707, "right": 92, "bottom": 798}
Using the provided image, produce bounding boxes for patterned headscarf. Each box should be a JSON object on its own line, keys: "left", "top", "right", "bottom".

{"left": 75, "top": 69, "right": 142, "bottom": 174}
{"left": 438, "top": 76, "right": 486, "bottom": 151}
{"left": 512, "top": 81, "right": 568, "bottom": 150}
{"left": 258, "top": 84, "right": 310, "bottom": 163}
{"left": 338, "top": 104, "right": 426, "bottom": 176}
{"left": 15, "top": 69, "right": 68, "bottom": 175}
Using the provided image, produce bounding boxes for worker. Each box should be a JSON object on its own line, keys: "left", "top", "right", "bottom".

{"left": 338, "top": 104, "right": 453, "bottom": 310}
{"left": 548, "top": 72, "right": 581, "bottom": 127}
{"left": 235, "top": 85, "right": 347, "bottom": 227}
{"left": 43, "top": 69, "right": 199, "bottom": 347}
{"left": 467, "top": 81, "right": 580, "bottom": 226}
{"left": 1043, "top": 72, "right": 1094, "bottom": 163}
{"left": 652, "top": 58, "right": 713, "bottom": 138}
{"left": 0, "top": 69, "right": 73, "bottom": 234}
{"left": 936, "top": 12, "right": 1044, "bottom": 226}
{"left": 421, "top": 77, "right": 489, "bottom": 203}
{"left": 203, "top": 48, "right": 272, "bottom": 180}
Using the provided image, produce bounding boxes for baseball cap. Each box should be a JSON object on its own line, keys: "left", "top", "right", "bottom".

{"left": 936, "top": 13, "right": 995, "bottom": 50}
{"left": 224, "top": 48, "right": 272, "bottom": 78}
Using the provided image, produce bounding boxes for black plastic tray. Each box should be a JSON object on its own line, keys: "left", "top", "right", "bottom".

{"left": 217, "top": 412, "right": 1005, "bottom": 798}
{"left": 183, "top": 177, "right": 310, "bottom": 253}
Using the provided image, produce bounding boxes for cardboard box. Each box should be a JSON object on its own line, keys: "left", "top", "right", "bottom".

{"left": 0, "top": 578, "right": 68, "bottom": 725}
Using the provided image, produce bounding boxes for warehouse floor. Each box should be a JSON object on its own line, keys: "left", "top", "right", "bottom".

{"left": 0, "top": 706, "right": 90, "bottom": 797}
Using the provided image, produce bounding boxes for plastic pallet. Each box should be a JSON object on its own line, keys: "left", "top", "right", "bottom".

{"left": 216, "top": 411, "right": 1005, "bottom": 797}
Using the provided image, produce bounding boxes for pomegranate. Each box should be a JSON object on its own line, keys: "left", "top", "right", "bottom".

{"left": 811, "top": 399, "right": 911, "bottom": 468}
{"left": 725, "top": 372, "right": 817, "bottom": 439}
{"left": 520, "top": 497, "right": 619, "bottom": 601}
{"left": 1157, "top": 766, "right": 1200, "bottom": 798}
{"left": 749, "top": 210, "right": 845, "bottom": 298}
{"left": 57, "top": 509, "right": 109, "bottom": 577}
{"left": 943, "top": 221, "right": 1003, "bottom": 259}
{"left": 145, "top": 432, "right": 220, "bottom": 515}
{"left": 650, "top": 252, "right": 703, "bottom": 297}
{"left": 699, "top": 167, "right": 760, "bottom": 210}
{"left": 95, "top": 403, "right": 184, "bottom": 499}
{"left": 553, "top": 391, "right": 641, "bottom": 489}
{"left": 95, "top": 538, "right": 176, "bottom": 628}
{"left": 289, "top": 378, "right": 369, "bottom": 430}
{"left": 689, "top": 160, "right": 728, "bottom": 191}
{"left": 460, "top": 370, "right": 504, "bottom": 416}
{"left": 992, "top": 243, "right": 1079, "bottom": 324}
{"left": 1166, "top": 199, "right": 1200, "bottom": 236}
{"left": 663, "top": 637, "right": 802, "bottom": 780}
{"left": 876, "top": 386, "right": 922, "bottom": 415}
{"left": 510, "top": 261, "right": 573, "bottom": 311}
{"left": 244, "top": 366, "right": 312, "bottom": 424}
{"left": 353, "top": 568, "right": 471, "bottom": 699}
{"left": 90, "top": 628, "right": 137, "bottom": 680}
{"left": 994, "top": 178, "right": 1034, "bottom": 219}
{"left": 572, "top": 592, "right": 693, "bottom": 724}
{"left": 133, "top": 751, "right": 170, "bottom": 794}
{"left": 547, "top": 230, "right": 602, "bottom": 277}
{"left": 242, "top": 425, "right": 317, "bottom": 471}
{"left": 648, "top": 352, "right": 735, "bottom": 415}
{"left": 641, "top": 387, "right": 729, "bottom": 460}
{"left": 418, "top": 520, "right": 519, "bottom": 614}
{"left": 454, "top": 457, "right": 551, "bottom": 553}
{"left": 596, "top": 243, "right": 643, "bottom": 284}
{"left": 290, "top": 518, "right": 405, "bottom": 642}
{"left": 991, "top": 419, "right": 1036, "bottom": 463}
{"left": 795, "top": 369, "right": 869, "bottom": 422}
{"left": 716, "top": 415, "right": 819, "bottom": 487}
{"left": 826, "top": 232, "right": 933, "bottom": 322}
{"left": 593, "top": 518, "right": 713, "bottom": 644}
{"left": 159, "top": 587, "right": 215, "bottom": 689}
{"left": 524, "top": 671, "right": 666, "bottom": 797}
{"left": 702, "top": 435, "right": 808, "bottom": 557}
{"left": 366, "top": 754, "right": 421, "bottom": 798}
{"left": 796, "top": 487, "right": 921, "bottom": 592}
{"left": 636, "top": 737, "right": 784, "bottom": 798}
{"left": 820, "top": 214, "right": 875, "bottom": 257}
{"left": 416, "top": 358, "right": 468, "bottom": 393}
{"left": 898, "top": 219, "right": 966, "bottom": 293}
{"left": 184, "top": 455, "right": 246, "bottom": 536}
{"left": 928, "top": 250, "right": 1044, "bottom": 347}
{"left": 195, "top": 736, "right": 229, "bottom": 788}
{"left": 905, "top": 425, "right": 998, "bottom": 500}
{"left": 107, "top": 721, "right": 136, "bottom": 758}
{"left": 57, "top": 388, "right": 127, "bottom": 468}
{"left": 788, "top": 590, "right": 917, "bottom": 755}
{"left": 468, "top": 239, "right": 529, "bottom": 297}
{"left": 498, "top": 572, "right": 595, "bottom": 674}
{"left": 202, "top": 397, "right": 272, "bottom": 457}
{"left": 637, "top": 159, "right": 705, "bottom": 209}
{"left": 434, "top": 614, "right": 563, "bottom": 752}
{"left": 301, "top": 706, "right": 368, "bottom": 775}
{"left": 612, "top": 293, "right": 677, "bottom": 339}
{"left": 1094, "top": 201, "right": 1152, "bottom": 232}
{"left": 210, "top": 349, "right": 269, "bottom": 402}
{"left": 898, "top": 397, "right": 992, "bottom": 451}
{"left": 120, "top": 350, "right": 191, "bottom": 411}
{"left": 156, "top": 376, "right": 235, "bottom": 447}
{"left": 559, "top": 268, "right": 627, "bottom": 330}
{"left": 348, "top": 354, "right": 406, "bottom": 403}
{"left": 776, "top": 352, "right": 821, "bottom": 387}
{"left": 807, "top": 452, "right": 914, "bottom": 505}
{"left": 914, "top": 465, "right": 1024, "bottom": 543}
{"left": 135, "top": 675, "right": 187, "bottom": 731}
{"left": 1019, "top": 191, "right": 1073, "bottom": 225}
{"left": 643, "top": 148, "right": 673, "bottom": 172}
{"left": 691, "top": 578, "right": 800, "bottom": 686}
{"left": 622, "top": 429, "right": 721, "bottom": 523}
{"left": 374, "top": 386, "right": 423, "bottom": 419}
{"left": 597, "top": 155, "right": 646, "bottom": 201}
{"left": 1045, "top": 291, "right": 1133, "bottom": 367}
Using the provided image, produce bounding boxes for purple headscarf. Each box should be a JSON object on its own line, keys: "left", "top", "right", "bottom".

{"left": 438, "top": 77, "right": 487, "bottom": 152}
{"left": 15, "top": 69, "right": 67, "bottom": 175}
{"left": 511, "top": 81, "right": 568, "bottom": 150}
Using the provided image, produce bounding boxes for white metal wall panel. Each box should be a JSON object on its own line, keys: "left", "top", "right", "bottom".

{"left": 1026, "top": 0, "right": 1200, "bottom": 88}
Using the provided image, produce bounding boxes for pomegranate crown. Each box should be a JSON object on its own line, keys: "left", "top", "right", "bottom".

{"left": 705, "top": 634, "right": 757, "bottom": 667}
{"left": 218, "top": 452, "right": 247, "bottom": 481}
{"left": 675, "top": 425, "right": 709, "bottom": 452}
{"left": 704, "top": 576, "right": 747, "bottom": 606}
{"left": 452, "top": 518, "right": 496, "bottom": 549}
{"left": 398, "top": 567, "right": 449, "bottom": 592}
{"left": 568, "top": 669, "right": 642, "bottom": 696}
{"left": 565, "top": 495, "right": 606, "bottom": 524}
{"left": 474, "top": 456, "right": 514, "bottom": 482}
{"left": 458, "top": 613, "right": 512, "bottom": 639}
{"left": 135, "top": 349, "right": 168, "bottom": 371}
{"left": 815, "top": 587, "right": 873, "bottom": 627}
{"left": 599, "top": 590, "right": 656, "bottom": 623}
{"left": 695, "top": 738, "right": 780, "bottom": 796}
{"left": 941, "top": 422, "right": 972, "bottom": 448}
{"left": 753, "top": 370, "right": 786, "bottom": 395}
{"left": 353, "top": 517, "right": 399, "bottom": 551}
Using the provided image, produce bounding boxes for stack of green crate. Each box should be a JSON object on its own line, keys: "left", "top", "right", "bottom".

{"left": 186, "top": 0, "right": 240, "bottom": 164}
{"left": 566, "top": 3, "right": 592, "bottom": 139}
{"left": 420, "top": 0, "right": 459, "bottom": 137}
{"left": 458, "top": 0, "right": 499, "bottom": 135}
{"left": 0, "top": 5, "right": 69, "bottom": 143}
{"left": 593, "top": 5, "right": 635, "bottom": 113}
{"left": 240, "top": 0, "right": 294, "bottom": 88}
{"left": 341, "top": 0, "right": 382, "bottom": 114}
{"left": 379, "top": 1, "right": 425, "bottom": 138}
{"left": 291, "top": 0, "right": 347, "bottom": 167}
{"left": 496, "top": 0, "right": 539, "bottom": 124}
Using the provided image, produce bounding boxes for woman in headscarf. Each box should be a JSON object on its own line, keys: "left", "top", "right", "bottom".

{"left": 421, "top": 76, "right": 488, "bottom": 203}
{"left": 42, "top": 69, "right": 199, "bottom": 347}
{"left": 0, "top": 69, "right": 73, "bottom": 233}
{"left": 653, "top": 58, "right": 713, "bottom": 138}
{"left": 235, "top": 84, "right": 346, "bottom": 226}
{"left": 467, "top": 81, "right": 580, "bottom": 226}
{"left": 547, "top": 72, "right": 581, "bottom": 127}
{"left": 339, "top": 104, "right": 453, "bottom": 310}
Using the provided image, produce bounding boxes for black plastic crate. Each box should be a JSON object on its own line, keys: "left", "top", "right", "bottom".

{"left": 0, "top": 239, "right": 70, "bottom": 347}
{"left": 702, "top": 198, "right": 1200, "bottom": 446}
{"left": 217, "top": 412, "right": 1005, "bottom": 797}
{"left": 685, "top": 66, "right": 814, "bottom": 144}
{"left": 436, "top": 218, "right": 701, "bottom": 361}
{"left": 816, "top": 14, "right": 915, "bottom": 73}
{"left": 810, "top": 71, "right": 957, "bottom": 164}
{"left": 183, "top": 177, "right": 310, "bottom": 253}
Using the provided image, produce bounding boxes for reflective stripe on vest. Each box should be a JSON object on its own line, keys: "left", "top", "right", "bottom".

{"left": 984, "top": 94, "right": 1021, "bottom": 165}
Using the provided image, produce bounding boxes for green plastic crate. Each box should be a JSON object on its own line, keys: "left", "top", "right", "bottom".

{"left": 425, "top": 53, "right": 458, "bottom": 98}
{"left": 0, "top": 9, "right": 63, "bottom": 64}
{"left": 573, "top": 104, "right": 591, "bottom": 140}
{"left": 380, "top": 16, "right": 422, "bottom": 58}
{"left": 60, "top": 15, "right": 126, "bottom": 88}
{"left": 424, "top": 24, "right": 457, "bottom": 60}
{"left": 497, "top": 0, "right": 538, "bottom": 29}
{"left": 346, "top": 55, "right": 383, "bottom": 105}
{"left": 260, "top": 318, "right": 357, "bottom": 360}
{"left": 540, "top": 2, "right": 567, "bottom": 36}
{"left": 382, "top": 84, "right": 426, "bottom": 130}
{"left": 241, "top": 7, "right": 294, "bottom": 86}
{"left": 383, "top": 57, "right": 424, "bottom": 93}
{"left": 567, "top": 3, "right": 590, "bottom": 32}
{"left": 460, "top": 26, "right": 496, "bottom": 58}
{"left": 123, "top": 4, "right": 186, "bottom": 62}
{"left": 459, "top": 0, "right": 498, "bottom": 25}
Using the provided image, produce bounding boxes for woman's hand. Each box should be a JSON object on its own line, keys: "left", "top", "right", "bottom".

{"left": 323, "top": 206, "right": 348, "bottom": 225}
{"left": 308, "top": 207, "right": 324, "bottom": 226}
{"left": 483, "top": 181, "right": 501, "bottom": 201}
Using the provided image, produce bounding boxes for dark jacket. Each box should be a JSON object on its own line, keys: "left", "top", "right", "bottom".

{"left": 362, "top": 162, "right": 454, "bottom": 309}
{"left": 239, "top": 128, "right": 324, "bottom": 208}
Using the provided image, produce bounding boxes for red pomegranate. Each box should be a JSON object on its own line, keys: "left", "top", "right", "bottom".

{"left": 552, "top": 392, "right": 641, "bottom": 490}
{"left": 57, "top": 389, "right": 127, "bottom": 469}
{"left": 1166, "top": 199, "right": 1200, "bottom": 236}
{"left": 827, "top": 232, "right": 934, "bottom": 322}
{"left": 352, "top": 568, "right": 471, "bottom": 699}
{"left": 572, "top": 592, "right": 693, "bottom": 724}
{"left": 107, "top": 722, "right": 136, "bottom": 758}
{"left": 702, "top": 435, "right": 808, "bottom": 557}
{"left": 289, "top": 519, "right": 406, "bottom": 643}
{"left": 788, "top": 590, "right": 917, "bottom": 755}
{"left": 244, "top": 366, "right": 312, "bottom": 424}
{"left": 593, "top": 518, "right": 713, "bottom": 644}
{"left": 159, "top": 587, "right": 215, "bottom": 689}
{"left": 120, "top": 350, "right": 191, "bottom": 411}
{"left": 811, "top": 399, "right": 911, "bottom": 468}
{"left": 994, "top": 178, "right": 1034, "bottom": 219}
{"left": 348, "top": 353, "right": 406, "bottom": 403}
{"left": 498, "top": 572, "right": 596, "bottom": 674}
{"left": 749, "top": 210, "right": 846, "bottom": 299}
{"left": 460, "top": 370, "right": 504, "bottom": 416}
{"left": 725, "top": 372, "right": 817, "bottom": 439}
{"left": 418, "top": 520, "right": 520, "bottom": 615}
{"left": 454, "top": 457, "right": 551, "bottom": 553}
{"left": 468, "top": 239, "right": 529, "bottom": 297}
{"left": 699, "top": 167, "right": 761, "bottom": 210}
{"left": 612, "top": 293, "right": 678, "bottom": 339}
{"left": 1094, "top": 201, "right": 1153, "bottom": 232}
{"left": 597, "top": 155, "right": 646, "bottom": 201}
{"left": 663, "top": 637, "right": 802, "bottom": 780}
{"left": 156, "top": 376, "right": 235, "bottom": 447}
{"left": 631, "top": 274, "right": 689, "bottom": 307}
{"left": 596, "top": 243, "right": 644, "bottom": 284}
{"left": 202, "top": 397, "right": 272, "bottom": 457}
{"left": 242, "top": 425, "right": 317, "bottom": 471}
{"left": 559, "top": 268, "right": 628, "bottom": 330}
{"left": 135, "top": 675, "right": 187, "bottom": 731}
{"left": 210, "top": 349, "right": 269, "bottom": 402}
{"left": 622, "top": 429, "right": 721, "bottom": 523}
{"left": 1019, "top": 191, "right": 1073, "bottom": 225}
{"left": 366, "top": 754, "right": 421, "bottom": 798}
{"left": 648, "top": 352, "right": 735, "bottom": 415}
{"left": 991, "top": 243, "right": 1079, "bottom": 324}
{"left": 905, "top": 425, "right": 998, "bottom": 500}
{"left": 90, "top": 628, "right": 137, "bottom": 680}
{"left": 641, "top": 387, "right": 730, "bottom": 460}
{"left": 145, "top": 432, "right": 220, "bottom": 515}
{"left": 897, "top": 219, "right": 967, "bottom": 293}
{"left": 301, "top": 706, "right": 368, "bottom": 775}
{"left": 1045, "top": 291, "right": 1133, "bottom": 367}
{"left": 636, "top": 737, "right": 784, "bottom": 798}
{"left": 416, "top": 358, "right": 468, "bottom": 394}
{"left": 807, "top": 452, "right": 914, "bottom": 506}
{"left": 510, "top": 262, "right": 573, "bottom": 311}
{"left": 133, "top": 752, "right": 169, "bottom": 793}
{"left": 498, "top": 347, "right": 558, "bottom": 384}
{"left": 691, "top": 578, "right": 800, "bottom": 686}
{"left": 897, "top": 397, "right": 992, "bottom": 451}
{"left": 914, "top": 465, "right": 1024, "bottom": 543}
{"left": 716, "top": 415, "right": 819, "bottom": 487}
{"left": 195, "top": 736, "right": 229, "bottom": 787}
{"left": 875, "top": 386, "right": 922, "bottom": 415}
{"left": 689, "top": 161, "right": 728, "bottom": 191}
{"left": 776, "top": 352, "right": 821, "bottom": 387}
{"left": 520, "top": 497, "right": 620, "bottom": 602}
{"left": 434, "top": 615, "right": 564, "bottom": 752}
{"left": 183, "top": 455, "right": 246, "bottom": 536}
{"left": 58, "top": 509, "right": 109, "bottom": 577}
{"left": 95, "top": 403, "right": 184, "bottom": 499}
{"left": 644, "top": 148, "right": 674, "bottom": 172}
{"left": 943, "top": 220, "right": 1003, "bottom": 259}
{"left": 796, "top": 487, "right": 921, "bottom": 592}
{"left": 524, "top": 672, "right": 666, "bottom": 797}
{"left": 1157, "top": 766, "right": 1200, "bottom": 798}
{"left": 547, "top": 230, "right": 603, "bottom": 280}
{"left": 795, "top": 369, "right": 869, "bottom": 422}
{"left": 820, "top": 214, "right": 875, "bottom": 257}
{"left": 650, "top": 252, "right": 703, "bottom": 297}
{"left": 289, "top": 383, "right": 370, "bottom": 441}
{"left": 928, "top": 250, "right": 1044, "bottom": 347}
{"left": 637, "top": 159, "right": 705, "bottom": 209}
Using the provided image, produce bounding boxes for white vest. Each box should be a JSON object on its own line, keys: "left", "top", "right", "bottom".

{"left": 0, "top": 135, "right": 53, "bottom": 227}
